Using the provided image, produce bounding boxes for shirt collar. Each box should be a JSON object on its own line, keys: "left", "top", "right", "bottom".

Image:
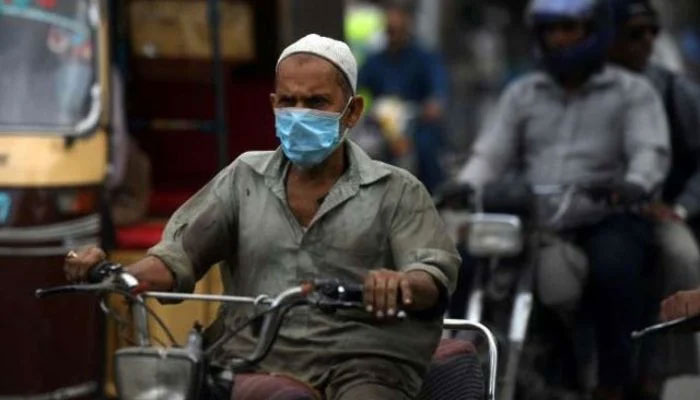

{"left": 251, "top": 139, "right": 391, "bottom": 186}
{"left": 533, "top": 65, "right": 618, "bottom": 92}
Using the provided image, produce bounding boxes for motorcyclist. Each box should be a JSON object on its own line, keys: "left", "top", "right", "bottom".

{"left": 357, "top": 1, "right": 449, "bottom": 193}
{"left": 607, "top": 1, "right": 700, "bottom": 397}
{"left": 64, "top": 34, "right": 460, "bottom": 400}
{"left": 456, "top": 0, "right": 670, "bottom": 398}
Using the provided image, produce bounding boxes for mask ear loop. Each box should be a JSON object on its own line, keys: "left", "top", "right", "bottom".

{"left": 338, "top": 96, "right": 355, "bottom": 139}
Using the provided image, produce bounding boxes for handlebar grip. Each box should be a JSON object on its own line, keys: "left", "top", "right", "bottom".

{"left": 632, "top": 314, "right": 700, "bottom": 340}
{"left": 313, "top": 279, "right": 364, "bottom": 303}
{"left": 86, "top": 261, "right": 123, "bottom": 283}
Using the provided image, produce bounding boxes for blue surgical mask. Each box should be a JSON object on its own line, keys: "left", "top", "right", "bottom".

{"left": 274, "top": 100, "right": 352, "bottom": 168}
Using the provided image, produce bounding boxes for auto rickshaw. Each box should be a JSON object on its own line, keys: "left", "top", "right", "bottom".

{"left": 0, "top": 0, "right": 110, "bottom": 397}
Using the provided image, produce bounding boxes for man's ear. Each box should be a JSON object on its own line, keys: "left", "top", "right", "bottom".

{"left": 344, "top": 96, "right": 365, "bottom": 129}
{"left": 269, "top": 93, "right": 277, "bottom": 110}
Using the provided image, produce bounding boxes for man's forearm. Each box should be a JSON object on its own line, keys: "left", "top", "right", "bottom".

{"left": 125, "top": 256, "right": 175, "bottom": 292}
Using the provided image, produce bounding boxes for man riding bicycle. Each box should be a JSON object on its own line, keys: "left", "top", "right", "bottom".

{"left": 64, "top": 34, "right": 460, "bottom": 400}
{"left": 456, "top": 0, "right": 670, "bottom": 398}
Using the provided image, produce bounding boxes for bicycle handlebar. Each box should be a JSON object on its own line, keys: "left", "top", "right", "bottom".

{"left": 36, "top": 269, "right": 375, "bottom": 371}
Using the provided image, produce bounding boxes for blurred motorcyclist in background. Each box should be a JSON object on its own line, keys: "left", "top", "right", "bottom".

{"left": 358, "top": 0, "right": 449, "bottom": 193}
{"left": 456, "top": 0, "right": 670, "bottom": 398}
{"left": 608, "top": 1, "right": 700, "bottom": 397}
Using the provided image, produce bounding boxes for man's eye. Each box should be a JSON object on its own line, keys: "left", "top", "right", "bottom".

{"left": 308, "top": 98, "right": 328, "bottom": 108}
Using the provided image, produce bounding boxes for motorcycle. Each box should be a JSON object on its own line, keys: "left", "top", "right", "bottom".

{"left": 36, "top": 261, "right": 499, "bottom": 400}
{"left": 436, "top": 181, "right": 642, "bottom": 400}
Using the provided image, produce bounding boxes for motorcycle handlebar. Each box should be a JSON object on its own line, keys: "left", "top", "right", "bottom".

{"left": 631, "top": 314, "right": 700, "bottom": 340}
{"left": 435, "top": 182, "right": 649, "bottom": 212}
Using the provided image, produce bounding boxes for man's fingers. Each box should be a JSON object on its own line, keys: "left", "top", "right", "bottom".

{"left": 687, "top": 291, "right": 700, "bottom": 318}
{"left": 374, "top": 274, "right": 387, "bottom": 319}
{"left": 660, "top": 297, "right": 672, "bottom": 321}
{"left": 661, "top": 295, "right": 678, "bottom": 321}
{"left": 63, "top": 247, "right": 106, "bottom": 282}
{"left": 364, "top": 273, "right": 376, "bottom": 313}
{"left": 664, "top": 291, "right": 689, "bottom": 320}
{"left": 386, "top": 276, "right": 399, "bottom": 317}
{"left": 400, "top": 278, "right": 413, "bottom": 306}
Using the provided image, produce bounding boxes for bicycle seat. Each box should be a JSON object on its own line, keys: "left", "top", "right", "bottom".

{"left": 417, "top": 338, "right": 485, "bottom": 400}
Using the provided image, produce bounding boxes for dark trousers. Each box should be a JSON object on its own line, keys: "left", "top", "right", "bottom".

{"left": 575, "top": 214, "right": 654, "bottom": 389}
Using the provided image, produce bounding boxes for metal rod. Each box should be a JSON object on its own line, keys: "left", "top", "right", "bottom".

{"left": 207, "top": 0, "right": 229, "bottom": 170}
{"left": 443, "top": 319, "right": 498, "bottom": 400}
{"left": 141, "top": 291, "right": 271, "bottom": 305}
{"left": 132, "top": 295, "right": 150, "bottom": 346}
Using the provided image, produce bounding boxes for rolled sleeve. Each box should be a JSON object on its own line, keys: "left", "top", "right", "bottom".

{"left": 390, "top": 177, "right": 461, "bottom": 295}
{"left": 147, "top": 241, "right": 196, "bottom": 294}
{"left": 402, "top": 257, "right": 451, "bottom": 294}
{"left": 147, "top": 162, "right": 239, "bottom": 294}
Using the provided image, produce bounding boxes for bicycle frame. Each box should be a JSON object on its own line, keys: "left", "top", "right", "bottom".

{"left": 131, "top": 291, "right": 499, "bottom": 400}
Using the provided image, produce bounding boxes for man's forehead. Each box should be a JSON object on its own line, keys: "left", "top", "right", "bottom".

{"left": 276, "top": 54, "right": 341, "bottom": 89}
{"left": 278, "top": 53, "right": 337, "bottom": 74}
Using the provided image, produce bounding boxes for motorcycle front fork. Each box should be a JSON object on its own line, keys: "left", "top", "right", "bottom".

{"left": 466, "top": 257, "right": 535, "bottom": 400}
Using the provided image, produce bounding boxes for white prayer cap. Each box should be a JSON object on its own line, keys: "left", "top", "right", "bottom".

{"left": 277, "top": 34, "right": 357, "bottom": 93}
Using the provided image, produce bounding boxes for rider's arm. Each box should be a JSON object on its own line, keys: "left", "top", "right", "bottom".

{"left": 457, "top": 82, "right": 522, "bottom": 187}
{"left": 125, "top": 256, "right": 175, "bottom": 291}
{"left": 388, "top": 175, "right": 461, "bottom": 315}
{"left": 424, "top": 51, "right": 449, "bottom": 121}
{"left": 622, "top": 77, "right": 671, "bottom": 194}
{"left": 146, "top": 162, "right": 239, "bottom": 294}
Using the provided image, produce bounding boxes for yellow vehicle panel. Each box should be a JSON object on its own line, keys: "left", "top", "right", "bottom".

{"left": 0, "top": 130, "right": 108, "bottom": 187}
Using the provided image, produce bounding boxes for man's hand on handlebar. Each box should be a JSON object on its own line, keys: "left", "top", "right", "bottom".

{"left": 644, "top": 202, "right": 684, "bottom": 222}
{"left": 63, "top": 247, "right": 175, "bottom": 292}
{"left": 661, "top": 289, "right": 700, "bottom": 321}
{"left": 64, "top": 247, "right": 106, "bottom": 282}
{"left": 609, "top": 181, "right": 647, "bottom": 206}
{"left": 363, "top": 269, "right": 439, "bottom": 320}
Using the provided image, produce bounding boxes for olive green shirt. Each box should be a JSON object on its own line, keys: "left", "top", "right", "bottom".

{"left": 148, "top": 140, "right": 460, "bottom": 392}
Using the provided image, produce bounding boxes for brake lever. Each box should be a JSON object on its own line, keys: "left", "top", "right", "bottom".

{"left": 35, "top": 282, "right": 112, "bottom": 298}
{"left": 35, "top": 270, "right": 139, "bottom": 299}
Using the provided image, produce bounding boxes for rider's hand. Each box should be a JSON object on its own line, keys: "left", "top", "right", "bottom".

{"left": 660, "top": 289, "right": 700, "bottom": 321}
{"left": 644, "top": 203, "right": 683, "bottom": 222}
{"left": 433, "top": 180, "right": 474, "bottom": 209}
{"left": 63, "top": 247, "right": 107, "bottom": 282}
{"left": 363, "top": 269, "right": 439, "bottom": 319}
{"left": 421, "top": 99, "right": 443, "bottom": 122}
{"left": 610, "top": 181, "right": 647, "bottom": 206}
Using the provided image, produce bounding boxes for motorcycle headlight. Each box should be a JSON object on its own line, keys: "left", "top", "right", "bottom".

{"left": 115, "top": 347, "right": 203, "bottom": 400}
{"left": 468, "top": 213, "right": 523, "bottom": 257}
